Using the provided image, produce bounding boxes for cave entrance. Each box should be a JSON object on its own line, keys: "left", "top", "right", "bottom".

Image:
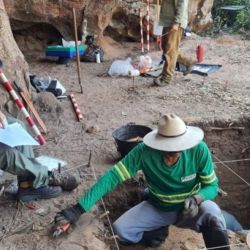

{"left": 103, "top": 7, "right": 140, "bottom": 42}
{"left": 11, "top": 21, "right": 62, "bottom": 60}
{"left": 102, "top": 118, "right": 250, "bottom": 248}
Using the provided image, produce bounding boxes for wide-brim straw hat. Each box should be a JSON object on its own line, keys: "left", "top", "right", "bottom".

{"left": 143, "top": 114, "right": 204, "bottom": 151}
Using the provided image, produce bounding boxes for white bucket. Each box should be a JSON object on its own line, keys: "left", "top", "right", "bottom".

{"left": 153, "top": 20, "right": 163, "bottom": 36}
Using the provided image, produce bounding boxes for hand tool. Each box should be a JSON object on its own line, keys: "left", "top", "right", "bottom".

{"left": 52, "top": 223, "right": 71, "bottom": 238}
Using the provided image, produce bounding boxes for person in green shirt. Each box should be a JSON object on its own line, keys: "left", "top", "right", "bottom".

{"left": 54, "top": 114, "right": 229, "bottom": 249}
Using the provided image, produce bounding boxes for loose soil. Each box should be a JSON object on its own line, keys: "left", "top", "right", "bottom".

{"left": 0, "top": 33, "right": 250, "bottom": 250}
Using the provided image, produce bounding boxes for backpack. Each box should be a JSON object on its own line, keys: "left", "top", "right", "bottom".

{"left": 81, "top": 35, "right": 104, "bottom": 62}
{"left": 81, "top": 44, "right": 104, "bottom": 62}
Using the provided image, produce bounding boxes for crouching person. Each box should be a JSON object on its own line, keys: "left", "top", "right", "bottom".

{"left": 54, "top": 114, "right": 230, "bottom": 249}
{"left": 0, "top": 110, "right": 79, "bottom": 202}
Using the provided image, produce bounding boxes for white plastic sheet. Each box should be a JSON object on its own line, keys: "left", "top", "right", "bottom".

{"left": 0, "top": 123, "right": 39, "bottom": 147}
{"left": 108, "top": 58, "right": 135, "bottom": 76}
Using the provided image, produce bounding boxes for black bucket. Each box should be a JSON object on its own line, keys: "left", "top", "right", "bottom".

{"left": 112, "top": 124, "right": 152, "bottom": 158}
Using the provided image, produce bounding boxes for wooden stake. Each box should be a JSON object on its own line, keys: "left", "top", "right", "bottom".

{"left": 72, "top": 8, "right": 83, "bottom": 94}
{"left": 20, "top": 92, "right": 48, "bottom": 134}
{"left": 13, "top": 81, "right": 48, "bottom": 135}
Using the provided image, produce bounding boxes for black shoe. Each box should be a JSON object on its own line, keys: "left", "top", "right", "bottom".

{"left": 141, "top": 226, "right": 169, "bottom": 247}
{"left": 153, "top": 76, "right": 171, "bottom": 87}
{"left": 183, "top": 60, "right": 197, "bottom": 76}
{"left": 146, "top": 239, "right": 164, "bottom": 248}
{"left": 17, "top": 185, "right": 62, "bottom": 202}
{"left": 49, "top": 171, "right": 80, "bottom": 191}
{"left": 201, "top": 217, "right": 230, "bottom": 250}
{"left": 183, "top": 65, "right": 194, "bottom": 76}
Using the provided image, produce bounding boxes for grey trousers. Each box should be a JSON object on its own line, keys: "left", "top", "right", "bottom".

{"left": 0, "top": 117, "right": 49, "bottom": 188}
{"left": 113, "top": 200, "right": 226, "bottom": 244}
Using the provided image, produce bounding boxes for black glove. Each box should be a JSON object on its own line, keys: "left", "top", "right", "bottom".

{"left": 182, "top": 196, "right": 199, "bottom": 219}
{"left": 55, "top": 203, "right": 85, "bottom": 225}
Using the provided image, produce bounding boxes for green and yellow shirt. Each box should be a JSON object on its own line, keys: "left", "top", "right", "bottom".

{"left": 79, "top": 141, "right": 218, "bottom": 212}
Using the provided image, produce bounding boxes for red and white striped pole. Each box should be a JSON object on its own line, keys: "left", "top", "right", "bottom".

{"left": 0, "top": 71, "right": 46, "bottom": 145}
{"left": 139, "top": 8, "right": 144, "bottom": 54}
{"left": 69, "top": 94, "right": 83, "bottom": 121}
{"left": 146, "top": 0, "right": 150, "bottom": 52}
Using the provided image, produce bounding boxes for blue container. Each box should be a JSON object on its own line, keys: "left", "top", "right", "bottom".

{"left": 46, "top": 45, "right": 85, "bottom": 58}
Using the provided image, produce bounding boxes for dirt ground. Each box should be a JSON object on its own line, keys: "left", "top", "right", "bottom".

{"left": 0, "top": 33, "right": 250, "bottom": 249}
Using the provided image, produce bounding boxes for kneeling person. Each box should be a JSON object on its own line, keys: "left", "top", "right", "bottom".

{"left": 54, "top": 114, "right": 229, "bottom": 250}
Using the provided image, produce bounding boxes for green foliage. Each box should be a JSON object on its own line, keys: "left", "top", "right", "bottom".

{"left": 235, "top": 10, "right": 250, "bottom": 29}
{"left": 211, "top": 0, "right": 250, "bottom": 33}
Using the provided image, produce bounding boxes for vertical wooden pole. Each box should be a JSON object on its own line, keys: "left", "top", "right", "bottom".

{"left": 72, "top": 8, "right": 83, "bottom": 94}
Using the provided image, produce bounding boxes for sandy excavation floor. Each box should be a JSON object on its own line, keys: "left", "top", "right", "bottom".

{"left": 0, "top": 33, "right": 250, "bottom": 249}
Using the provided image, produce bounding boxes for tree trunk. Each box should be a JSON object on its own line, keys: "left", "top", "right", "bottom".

{"left": 0, "top": 0, "right": 29, "bottom": 116}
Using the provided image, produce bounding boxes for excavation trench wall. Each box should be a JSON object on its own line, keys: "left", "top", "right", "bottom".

{"left": 103, "top": 118, "right": 250, "bottom": 232}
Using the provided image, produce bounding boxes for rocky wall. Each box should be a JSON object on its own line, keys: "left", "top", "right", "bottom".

{"left": 4, "top": 0, "right": 214, "bottom": 44}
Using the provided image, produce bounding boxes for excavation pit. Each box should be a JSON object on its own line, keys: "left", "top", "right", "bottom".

{"left": 103, "top": 118, "right": 250, "bottom": 249}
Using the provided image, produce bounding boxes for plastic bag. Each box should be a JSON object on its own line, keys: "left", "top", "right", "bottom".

{"left": 138, "top": 55, "right": 152, "bottom": 73}
{"left": 108, "top": 58, "right": 135, "bottom": 77}
{"left": 153, "top": 20, "right": 163, "bottom": 36}
{"left": 62, "top": 38, "right": 81, "bottom": 47}
{"left": 30, "top": 75, "right": 66, "bottom": 97}
{"left": 81, "top": 45, "right": 104, "bottom": 63}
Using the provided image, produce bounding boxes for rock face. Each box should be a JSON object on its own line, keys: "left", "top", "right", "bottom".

{"left": 0, "top": 0, "right": 29, "bottom": 115}
{"left": 3, "top": 0, "right": 118, "bottom": 40}
{"left": 189, "top": 0, "right": 214, "bottom": 31}
{"left": 3, "top": 0, "right": 214, "bottom": 50}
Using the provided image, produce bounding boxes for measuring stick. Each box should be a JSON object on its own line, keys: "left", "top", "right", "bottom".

{"left": 146, "top": 0, "right": 150, "bottom": 52}
{"left": 139, "top": 8, "right": 144, "bottom": 54}
{"left": 69, "top": 94, "right": 83, "bottom": 121}
{"left": 0, "top": 71, "right": 46, "bottom": 145}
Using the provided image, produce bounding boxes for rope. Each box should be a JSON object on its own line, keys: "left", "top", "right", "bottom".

{"left": 89, "top": 152, "right": 120, "bottom": 250}
{"left": 214, "top": 158, "right": 250, "bottom": 164}
{"left": 213, "top": 155, "right": 250, "bottom": 187}
{"left": 205, "top": 242, "right": 245, "bottom": 249}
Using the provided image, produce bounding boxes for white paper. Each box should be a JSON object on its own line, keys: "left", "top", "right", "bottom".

{"left": 35, "top": 155, "right": 67, "bottom": 171}
{"left": 0, "top": 123, "right": 39, "bottom": 147}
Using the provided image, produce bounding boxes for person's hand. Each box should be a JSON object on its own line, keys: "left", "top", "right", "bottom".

{"left": 54, "top": 203, "right": 84, "bottom": 226}
{"left": 171, "top": 23, "right": 179, "bottom": 32}
{"left": 0, "top": 111, "right": 7, "bottom": 128}
{"left": 182, "top": 196, "right": 199, "bottom": 218}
